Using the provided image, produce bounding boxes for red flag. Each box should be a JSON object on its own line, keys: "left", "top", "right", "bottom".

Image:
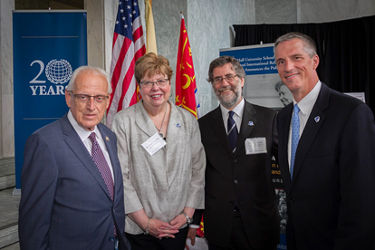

{"left": 176, "top": 14, "right": 204, "bottom": 238}
{"left": 175, "top": 14, "right": 199, "bottom": 118}
{"left": 107, "top": 0, "right": 145, "bottom": 127}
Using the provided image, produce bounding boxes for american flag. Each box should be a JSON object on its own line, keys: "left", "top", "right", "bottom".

{"left": 107, "top": 0, "right": 145, "bottom": 127}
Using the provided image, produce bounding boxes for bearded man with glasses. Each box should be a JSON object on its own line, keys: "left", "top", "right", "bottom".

{"left": 188, "top": 56, "right": 280, "bottom": 250}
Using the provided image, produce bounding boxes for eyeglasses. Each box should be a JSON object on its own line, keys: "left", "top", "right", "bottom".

{"left": 212, "top": 74, "right": 238, "bottom": 85}
{"left": 69, "top": 92, "right": 109, "bottom": 104}
{"left": 140, "top": 79, "right": 169, "bottom": 89}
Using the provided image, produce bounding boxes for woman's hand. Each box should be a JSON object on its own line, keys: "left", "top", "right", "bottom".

{"left": 170, "top": 207, "right": 195, "bottom": 229}
{"left": 129, "top": 209, "right": 178, "bottom": 239}
{"left": 169, "top": 213, "right": 189, "bottom": 229}
{"left": 147, "top": 218, "right": 179, "bottom": 238}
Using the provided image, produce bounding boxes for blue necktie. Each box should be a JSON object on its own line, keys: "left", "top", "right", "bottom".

{"left": 290, "top": 104, "right": 300, "bottom": 179}
{"left": 227, "top": 111, "right": 238, "bottom": 153}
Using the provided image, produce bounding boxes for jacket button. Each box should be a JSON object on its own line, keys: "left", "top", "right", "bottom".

{"left": 234, "top": 179, "right": 238, "bottom": 184}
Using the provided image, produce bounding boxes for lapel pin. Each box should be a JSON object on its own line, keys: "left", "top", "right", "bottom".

{"left": 105, "top": 136, "right": 110, "bottom": 141}
{"left": 314, "top": 116, "right": 320, "bottom": 123}
{"left": 176, "top": 123, "right": 181, "bottom": 128}
{"left": 248, "top": 121, "right": 254, "bottom": 126}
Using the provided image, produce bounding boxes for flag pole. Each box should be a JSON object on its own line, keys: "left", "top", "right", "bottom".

{"left": 145, "top": 0, "right": 157, "bottom": 54}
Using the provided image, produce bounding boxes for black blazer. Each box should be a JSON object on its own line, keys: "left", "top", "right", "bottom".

{"left": 198, "top": 101, "right": 280, "bottom": 248}
{"left": 277, "top": 84, "right": 375, "bottom": 250}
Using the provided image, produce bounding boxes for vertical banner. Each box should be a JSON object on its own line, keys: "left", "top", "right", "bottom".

{"left": 220, "top": 44, "right": 289, "bottom": 250}
{"left": 13, "top": 11, "right": 87, "bottom": 189}
{"left": 175, "top": 14, "right": 199, "bottom": 118}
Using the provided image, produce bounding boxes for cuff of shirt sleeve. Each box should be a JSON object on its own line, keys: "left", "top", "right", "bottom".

{"left": 189, "top": 224, "right": 199, "bottom": 229}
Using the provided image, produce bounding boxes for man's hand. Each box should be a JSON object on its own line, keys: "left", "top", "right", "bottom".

{"left": 186, "top": 226, "right": 197, "bottom": 247}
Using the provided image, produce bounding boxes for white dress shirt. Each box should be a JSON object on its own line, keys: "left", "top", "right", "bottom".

{"left": 67, "top": 111, "right": 114, "bottom": 181}
{"left": 220, "top": 98, "right": 245, "bottom": 133}
{"left": 288, "top": 81, "right": 322, "bottom": 168}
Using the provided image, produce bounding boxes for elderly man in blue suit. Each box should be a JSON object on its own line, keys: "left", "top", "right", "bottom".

{"left": 19, "top": 66, "right": 131, "bottom": 250}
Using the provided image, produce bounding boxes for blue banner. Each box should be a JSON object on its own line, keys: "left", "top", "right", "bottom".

{"left": 13, "top": 11, "right": 87, "bottom": 189}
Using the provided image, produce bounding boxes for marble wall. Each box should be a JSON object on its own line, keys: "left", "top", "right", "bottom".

{"left": 255, "top": 0, "right": 297, "bottom": 23}
{"left": 86, "top": 0, "right": 105, "bottom": 69}
{"left": 187, "top": 0, "right": 255, "bottom": 115}
{"left": 298, "top": 0, "right": 375, "bottom": 23}
{"left": 255, "top": 0, "right": 375, "bottom": 23}
{"left": 0, "top": 0, "right": 15, "bottom": 158}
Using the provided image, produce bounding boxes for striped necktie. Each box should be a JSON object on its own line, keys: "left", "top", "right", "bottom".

{"left": 227, "top": 111, "right": 238, "bottom": 153}
{"left": 89, "top": 132, "right": 114, "bottom": 200}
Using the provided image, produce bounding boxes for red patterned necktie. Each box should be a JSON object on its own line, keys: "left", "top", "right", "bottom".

{"left": 89, "top": 132, "right": 114, "bottom": 200}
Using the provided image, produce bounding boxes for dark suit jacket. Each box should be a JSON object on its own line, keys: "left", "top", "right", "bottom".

{"left": 277, "top": 84, "right": 375, "bottom": 250}
{"left": 19, "top": 115, "right": 131, "bottom": 250}
{"left": 198, "top": 101, "right": 280, "bottom": 248}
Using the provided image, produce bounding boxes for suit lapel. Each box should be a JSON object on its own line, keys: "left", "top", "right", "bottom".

{"left": 134, "top": 101, "right": 160, "bottom": 137}
{"left": 98, "top": 124, "right": 120, "bottom": 200}
{"left": 236, "top": 101, "right": 256, "bottom": 154}
{"left": 61, "top": 116, "right": 113, "bottom": 201}
{"left": 210, "top": 106, "right": 232, "bottom": 154}
{"left": 291, "top": 84, "right": 330, "bottom": 185}
{"left": 278, "top": 104, "right": 293, "bottom": 189}
{"left": 211, "top": 101, "right": 257, "bottom": 155}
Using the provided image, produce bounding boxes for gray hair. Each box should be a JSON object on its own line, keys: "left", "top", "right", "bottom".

{"left": 66, "top": 66, "right": 112, "bottom": 94}
{"left": 274, "top": 32, "right": 317, "bottom": 58}
{"left": 207, "top": 56, "right": 245, "bottom": 83}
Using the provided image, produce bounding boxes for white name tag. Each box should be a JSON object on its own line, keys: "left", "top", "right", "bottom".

{"left": 141, "top": 133, "right": 166, "bottom": 156}
{"left": 245, "top": 137, "right": 267, "bottom": 155}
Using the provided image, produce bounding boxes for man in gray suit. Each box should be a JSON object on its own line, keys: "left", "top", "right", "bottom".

{"left": 19, "top": 66, "right": 130, "bottom": 250}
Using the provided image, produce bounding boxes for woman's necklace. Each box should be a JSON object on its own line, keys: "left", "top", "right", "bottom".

{"left": 157, "top": 104, "right": 168, "bottom": 139}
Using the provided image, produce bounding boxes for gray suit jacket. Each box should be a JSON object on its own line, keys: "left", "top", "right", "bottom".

{"left": 112, "top": 101, "right": 205, "bottom": 234}
{"left": 19, "top": 115, "right": 130, "bottom": 250}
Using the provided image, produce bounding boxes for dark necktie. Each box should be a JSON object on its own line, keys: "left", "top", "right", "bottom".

{"left": 89, "top": 132, "right": 114, "bottom": 200}
{"left": 290, "top": 104, "right": 300, "bottom": 179}
{"left": 227, "top": 111, "right": 238, "bottom": 153}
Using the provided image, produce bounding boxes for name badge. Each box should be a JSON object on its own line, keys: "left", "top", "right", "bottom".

{"left": 245, "top": 137, "right": 267, "bottom": 155}
{"left": 141, "top": 133, "right": 166, "bottom": 156}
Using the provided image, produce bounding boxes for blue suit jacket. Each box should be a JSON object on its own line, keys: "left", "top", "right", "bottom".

{"left": 19, "top": 115, "right": 131, "bottom": 250}
{"left": 277, "top": 84, "right": 375, "bottom": 250}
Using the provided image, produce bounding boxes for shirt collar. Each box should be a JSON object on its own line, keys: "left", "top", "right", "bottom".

{"left": 67, "top": 110, "right": 99, "bottom": 141}
{"left": 220, "top": 97, "right": 245, "bottom": 118}
{"left": 294, "top": 81, "right": 321, "bottom": 116}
